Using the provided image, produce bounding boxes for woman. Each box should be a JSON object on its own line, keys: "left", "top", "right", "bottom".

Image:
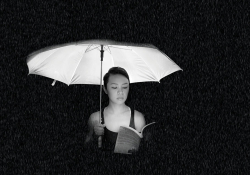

{"left": 84, "top": 67, "right": 146, "bottom": 151}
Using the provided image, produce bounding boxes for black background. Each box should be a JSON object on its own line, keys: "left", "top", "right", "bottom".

{"left": 1, "top": 0, "right": 249, "bottom": 174}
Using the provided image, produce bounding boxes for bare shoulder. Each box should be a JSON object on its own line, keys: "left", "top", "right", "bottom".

{"left": 134, "top": 110, "right": 145, "bottom": 119}
{"left": 90, "top": 111, "right": 100, "bottom": 119}
{"left": 88, "top": 111, "right": 100, "bottom": 126}
{"left": 134, "top": 110, "right": 146, "bottom": 132}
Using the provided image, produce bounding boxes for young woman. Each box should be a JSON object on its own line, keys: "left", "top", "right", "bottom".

{"left": 84, "top": 67, "right": 146, "bottom": 150}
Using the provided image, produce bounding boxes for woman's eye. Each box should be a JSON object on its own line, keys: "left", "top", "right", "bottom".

{"left": 111, "top": 87, "right": 127, "bottom": 89}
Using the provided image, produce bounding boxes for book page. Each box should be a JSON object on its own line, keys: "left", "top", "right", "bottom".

{"left": 114, "top": 126, "right": 141, "bottom": 154}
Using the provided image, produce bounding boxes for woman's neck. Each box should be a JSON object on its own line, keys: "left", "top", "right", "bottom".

{"left": 106, "top": 103, "right": 128, "bottom": 114}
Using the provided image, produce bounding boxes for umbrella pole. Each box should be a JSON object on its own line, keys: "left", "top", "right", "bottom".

{"left": 98, "top": 45, "right": 104, "bottom": 148}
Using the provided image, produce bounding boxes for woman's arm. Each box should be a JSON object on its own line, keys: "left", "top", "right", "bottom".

{"left": 84, "top": 112, "right": 105, "bottom": 144}
{"left": 134, "top": 110, "right": 146, "bottom": 132}
{"left": 134, "top": 111, "right": 153, "bottom": 144}
{"left": 84, "top": 113, "right": 96, "bottom": 144}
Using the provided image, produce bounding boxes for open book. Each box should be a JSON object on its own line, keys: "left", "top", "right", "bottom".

{"left": 114, "top": 122, "right": 156, "bottom": 154}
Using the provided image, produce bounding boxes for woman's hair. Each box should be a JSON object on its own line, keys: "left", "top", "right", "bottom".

{"left": 103, "top": 67, "right": 130, "bottom": 89}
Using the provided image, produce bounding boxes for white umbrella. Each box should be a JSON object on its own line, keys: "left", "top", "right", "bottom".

{"left": 27, "top": 39, "right": 183, "bottom": 147}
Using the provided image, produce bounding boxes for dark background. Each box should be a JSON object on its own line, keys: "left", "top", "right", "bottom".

{"left": 1, "top": 0, "right": 249, "bottom": 174}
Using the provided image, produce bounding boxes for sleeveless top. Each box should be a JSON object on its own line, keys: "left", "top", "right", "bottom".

{"left": 101, "top": 107, "right": 136, "bottom": 145}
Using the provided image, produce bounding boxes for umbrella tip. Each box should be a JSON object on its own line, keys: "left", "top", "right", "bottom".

{"left": 52, "top": 80, "right": 56, "bottom": 86}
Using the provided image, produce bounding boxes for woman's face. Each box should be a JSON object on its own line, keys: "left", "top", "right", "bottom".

{"left": 104, "top": 74, "right": 129, "bottom": 104}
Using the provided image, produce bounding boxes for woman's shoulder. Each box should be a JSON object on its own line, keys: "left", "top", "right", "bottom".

{"left": 134, "top": 110, "right": 144, "bottom": 118}
{"left": 133, "top": 109, "right": 146, "bottom": 131}
{"left": 89, "top": 111, "right": 101, "bottom": 123}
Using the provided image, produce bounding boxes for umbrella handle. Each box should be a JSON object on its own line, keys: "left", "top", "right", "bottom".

{"left": 98, "top": 136, "right": 102, "bottom": 148}
{"left": 98, "top": 45, "right": 104, "bottom": 149}
{"left": 52, "top": 80, "right": 56, "bottom": 86}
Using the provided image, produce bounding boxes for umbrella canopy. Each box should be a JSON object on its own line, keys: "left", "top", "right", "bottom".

{"left": 27, "top": 40, "right": 182, "bottom": 86}
{"left": 27, "top": 39, "right": 182, "bottom": 148}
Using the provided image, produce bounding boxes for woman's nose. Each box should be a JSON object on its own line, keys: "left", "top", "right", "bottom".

{"left": 118, "top": 89, "right": 123, "bottom": 94}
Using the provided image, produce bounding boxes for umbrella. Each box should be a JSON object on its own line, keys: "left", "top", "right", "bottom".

{"left": 27, "top": 39, "right": 183, "bottom": 147}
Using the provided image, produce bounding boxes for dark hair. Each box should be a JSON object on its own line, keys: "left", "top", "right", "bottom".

{"left": 103, "top": 67, "right": 130, "bottom": 89}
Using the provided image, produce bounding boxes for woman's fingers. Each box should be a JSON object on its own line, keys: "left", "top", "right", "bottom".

{"left": 94, "top": 123, "right": 106, "bottom": 136}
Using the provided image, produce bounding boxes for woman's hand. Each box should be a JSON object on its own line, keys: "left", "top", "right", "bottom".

{"left": 128, "top": 148, "right": 138, "bottom": 154}
{"left": 93, "top": 122, "right": 106, "bottom": 136}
